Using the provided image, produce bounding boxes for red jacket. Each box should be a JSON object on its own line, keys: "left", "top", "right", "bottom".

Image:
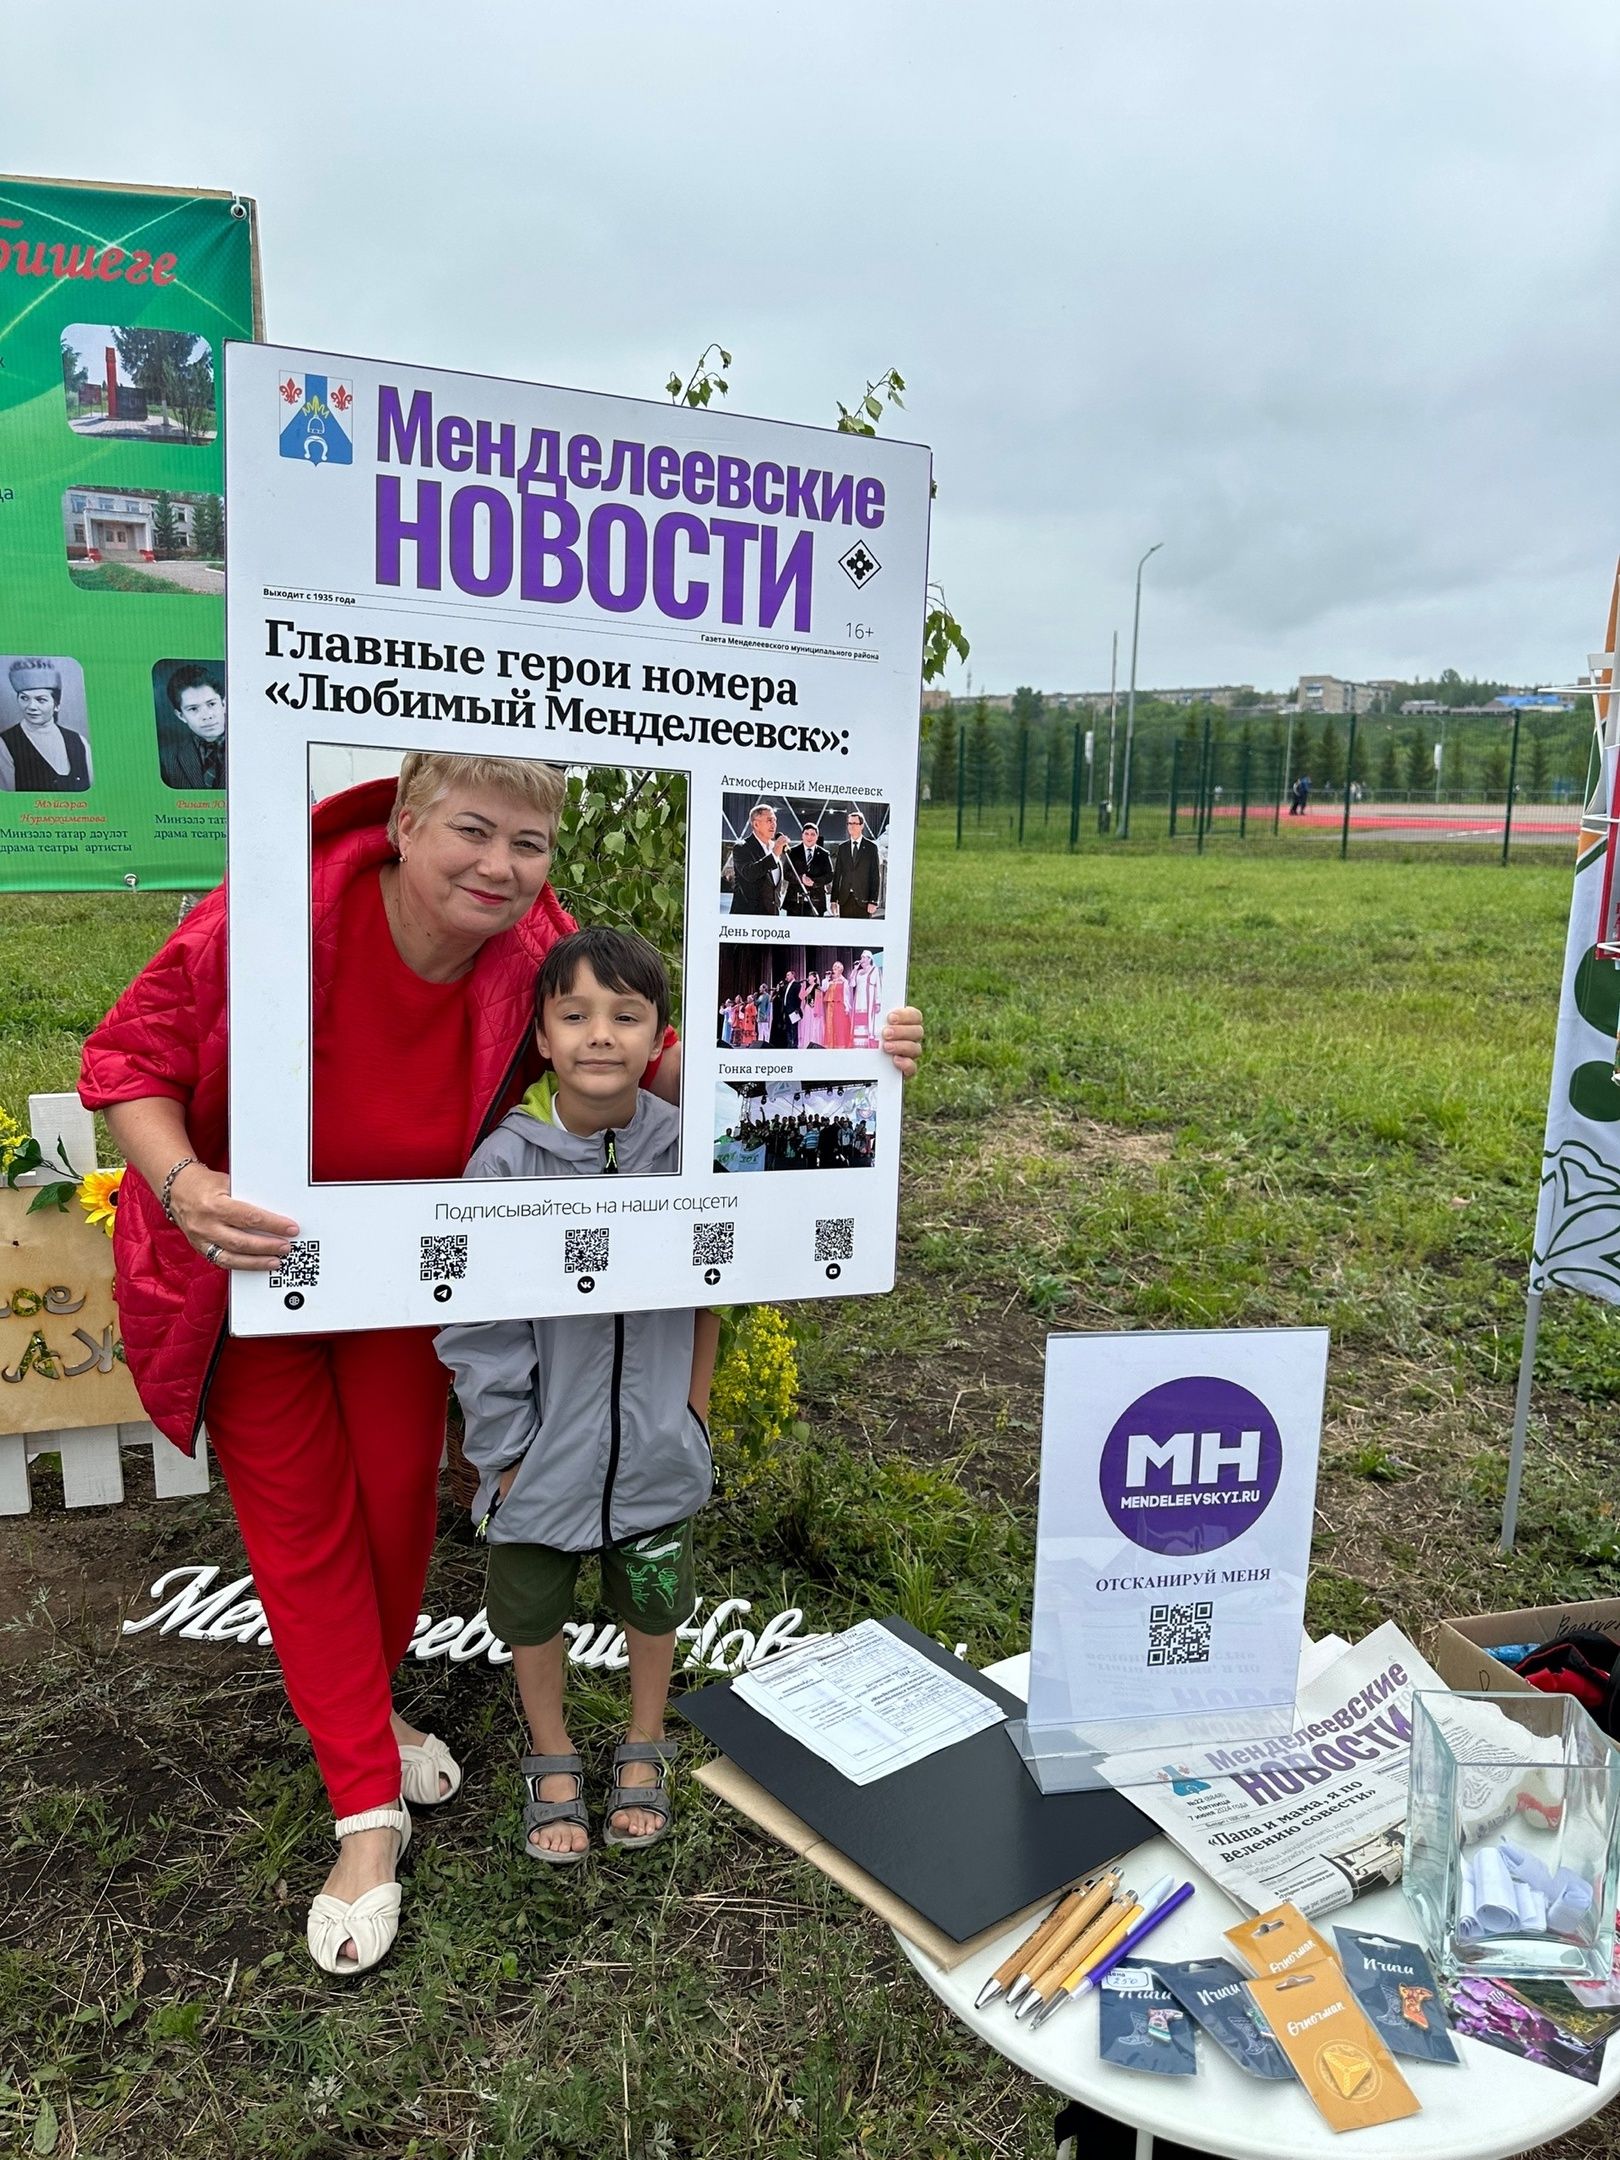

{"left": 79, "top": 779, "right": 578, "bottom": 1451}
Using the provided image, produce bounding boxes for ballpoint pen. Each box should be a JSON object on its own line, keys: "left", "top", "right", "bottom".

{"left": 1038, "top": 1879, "right": 1198, "bottom": 2028}
{"left": 1015, "top": 1889, "right": 1133, "bottom": 2021}
{"left": 1001, "top": 1870, "right": 1121, "bottom": 2009}
{"left": 975, "top": 1881, "right": 1093, "bottom": 2012}
{"left": 1029, "top": 1875, "right": 1179, "bottom": 2029}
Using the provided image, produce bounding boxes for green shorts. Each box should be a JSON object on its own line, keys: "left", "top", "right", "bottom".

{"left": 486, "top": 1520, "right": 696, "bottom": 1646}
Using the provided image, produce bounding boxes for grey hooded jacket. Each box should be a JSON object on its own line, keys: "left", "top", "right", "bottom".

{"left": 434, "top": 1078, "right": 712, "bottom": 1552}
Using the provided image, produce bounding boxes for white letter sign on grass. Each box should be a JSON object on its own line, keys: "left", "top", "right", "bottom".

{"left": 222, "top": 344, "right": 930, "bottom": 1335}
{"left": 1026, "top": 1328, "right": 1328, "bottom": 1773}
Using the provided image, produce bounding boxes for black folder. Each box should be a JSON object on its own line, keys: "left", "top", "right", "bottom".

{"left": 678, "top": 1617, "right": 1152, "bottom": 1943}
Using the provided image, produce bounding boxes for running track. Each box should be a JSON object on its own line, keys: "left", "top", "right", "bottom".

{"left": 1207, "top": 800, "right": 1581, "bottom": 844}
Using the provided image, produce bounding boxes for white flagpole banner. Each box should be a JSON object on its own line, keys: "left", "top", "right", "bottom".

{"left": 223, "top": 343, "right": 930, "bottom": 1336}
{"left": 1026, "top": 1327, "right": 1328, "bottom": 1749}
{"left": 1530, "top": 569, "right": 1620, "bottom": 1300}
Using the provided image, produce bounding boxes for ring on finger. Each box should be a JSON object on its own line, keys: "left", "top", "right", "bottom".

{"left": 204, "top": 1242, "right": 225, "bottom": 1267}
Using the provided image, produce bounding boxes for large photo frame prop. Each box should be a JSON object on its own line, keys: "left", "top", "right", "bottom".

{"left": 224, "top": 342, "right": 931, "bottom": 1336}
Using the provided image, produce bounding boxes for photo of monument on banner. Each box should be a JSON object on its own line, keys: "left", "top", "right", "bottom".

{"left": 1016, "top": 1326, "right": 1328, "bottom": 1792}
{"left": 0, "top": 174, "right": 259, "bottom": 892}
{"left": 223, "top": 342, "right": 931, "bottom": 1337}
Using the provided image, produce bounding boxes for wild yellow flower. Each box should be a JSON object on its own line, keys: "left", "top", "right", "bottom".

{"left": 77, "top": 1167, "right": 124, "bottom": 1237}
{"left": 0, "top": 1107, "right": 26, "bottom": 1177}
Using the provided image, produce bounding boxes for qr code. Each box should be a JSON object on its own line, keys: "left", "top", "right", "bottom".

{"left": 692, "top": 1221, "right": 735, "bottom": 1268}
{"left": 564, "top": 1226, "right": 610, "bottom": 1275}
{"left": 420, "top": 1234, "right": 468, "bottom": 1283}
{"left": 269, "top": 1239, "right": 321, "bottom": 1289}
{"left": 1147, "top": 1601, "right": 1213, "bottom": 1668}
{"left": 814, "top": 1217, "right": 855, "bottom": 1263}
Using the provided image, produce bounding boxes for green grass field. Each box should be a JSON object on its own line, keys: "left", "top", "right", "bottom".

{"left": 5, "top": 834, "right": 1620, "bottom": 2159}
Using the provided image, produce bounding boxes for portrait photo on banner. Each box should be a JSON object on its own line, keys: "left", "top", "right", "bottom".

{"left": 306, "top": 743, "right": 687, "bottom": 1186}
{"left": 713, "top": 1077, "right": 878, "bottom": 1175}
{"left": 152, "top": 659, "right": 226, "bottom": 791}
{"left": 0, "top": 655, "right": 93, "bottom": 795}
{"left": 718, "top": 791, "right": 890, "bottom": 923}
{"left": 716, "top": 942, "right": 885, "bottom": 1052}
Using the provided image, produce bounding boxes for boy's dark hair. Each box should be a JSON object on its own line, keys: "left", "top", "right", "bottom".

{"left": 535, "top": 927, "right": 671, "bottom": 1033}
{"left": 167, "top": 662, "right": 220, "bottom": 711}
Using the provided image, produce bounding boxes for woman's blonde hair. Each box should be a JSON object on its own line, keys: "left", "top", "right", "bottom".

{"left": 387, "top": 753, "right": 567, "bottom": 849}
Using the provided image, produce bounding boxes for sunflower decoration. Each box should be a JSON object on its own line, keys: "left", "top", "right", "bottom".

{"left": 77, "top": 1167, "right": 124, "bottom": 1237}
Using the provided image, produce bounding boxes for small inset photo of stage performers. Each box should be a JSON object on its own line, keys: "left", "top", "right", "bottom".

{"left": 714, "top": 1079, "right": 877, "bottom": 1173}
{"left": 718, "top": 944, "right": 885, "bottom": 1052}
{"left": 719, "top": 794, "right": 889, "bottom": 921}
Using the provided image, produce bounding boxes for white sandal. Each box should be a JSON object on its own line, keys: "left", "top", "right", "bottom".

{"left": 306, "top": 1803, "right": 411, "bottom": 1976}
{"left": 397, "top": 1731, "right": 462, "bottom": 1807}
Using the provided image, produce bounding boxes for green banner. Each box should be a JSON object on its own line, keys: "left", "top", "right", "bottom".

{"left": 0, "top": 176, "right": 258, "bottom": 890}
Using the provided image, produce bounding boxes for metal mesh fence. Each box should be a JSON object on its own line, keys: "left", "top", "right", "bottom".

{"left": 923, "top": 704, "right": 1588, "bottom": 860}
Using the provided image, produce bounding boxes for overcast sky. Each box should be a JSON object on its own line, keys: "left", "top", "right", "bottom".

{"left": 7, "top": 2, "right": 1618, "bottom": 693}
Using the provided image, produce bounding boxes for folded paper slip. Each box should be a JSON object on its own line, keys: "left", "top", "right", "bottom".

{"left": 694, "top": 1755, "right": 1111, "bottom": 1972}
{"left": 680, "top": 1617, "right": 1151, "bottom": 1941}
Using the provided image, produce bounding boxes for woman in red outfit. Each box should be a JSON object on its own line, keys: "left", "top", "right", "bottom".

{"left": 82, "top": 755, "right": 605, "bottom": 1973}
{"left": 82, "top": 750, "right": 924, "bottom": 1976}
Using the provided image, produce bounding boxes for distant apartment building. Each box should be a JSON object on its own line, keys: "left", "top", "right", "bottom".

{"left": 1295, "top": 674, "right": 1395, "bottom": 716}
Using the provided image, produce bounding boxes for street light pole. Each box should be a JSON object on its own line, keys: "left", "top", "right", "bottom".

{"left": 1119, "top": 542, "right": 1162, "bottom": 839}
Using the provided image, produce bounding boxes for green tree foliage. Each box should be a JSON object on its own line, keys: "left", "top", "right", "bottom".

{"left": 61, "top": 342, "right": 87, "bottom": 396}
{"left": 964, "top": 700, "right": 1001, "bottom": 811}
{"left": 111, "top": 328, "right": 215, "bottom": 440}
{"left": 1528, "top": 727, "right": 1550, "bottom": 798}
{"left": 1377, "top": 737, "right": 1400, "bottom": 794}
{"left": 551, "top": 767, "right": 688, "bottom": 1012}
{"left": 1347, "top": 724, "right": 1367, "bottom": 784}
{"left": 1481, "top": 743, "right": 1510, "bottom": 801}
{"left": 192, "top": 494, "right": 224, "bottom": 559}
{"left": 1405, "top": 728, "right": 1431, "bottom": 791}
{"left": 151, "top": 491, "right": 181, "bottom": 557}
{"left": 1315, "top": 720, "right": 1343, "bottom": 791}
{"left": 929, "top": 701, "right": 958, "bottom": 803}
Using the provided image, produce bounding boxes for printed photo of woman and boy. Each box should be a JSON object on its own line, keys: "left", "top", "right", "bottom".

{"left": 713, "top": 1078, "right": 877, "bottom": 1174}
{"left": 717, "top": 944, "right": 884, "bottom": 1051}
{"left": 719, "top": 795, "right": 888, "bottom": 920}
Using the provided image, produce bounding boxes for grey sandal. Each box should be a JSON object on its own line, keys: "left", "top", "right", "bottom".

{"left": 602, "top": 1737, "right": 680, "bottom": 1850}
{"left": 520, "top": 1753, "right": 590, "bottom": 1865}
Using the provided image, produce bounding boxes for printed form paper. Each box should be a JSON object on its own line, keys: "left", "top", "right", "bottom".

{"left": 732, "top": 1619, "right": 1003, "bottom": 1784}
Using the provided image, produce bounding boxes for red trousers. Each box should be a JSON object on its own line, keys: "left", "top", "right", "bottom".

{"left": 205, "top": 1328, "right": 448, "bottom": 1817}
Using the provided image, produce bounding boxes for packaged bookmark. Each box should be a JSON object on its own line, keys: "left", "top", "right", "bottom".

{"left": 1332, "top": 1928, "right": 1459, "bottom": 2065}
{"left": 1226, "top": 1901, "right": 1337, "bottom": 1979}
{"left": 1097, "top": 1961, "right": 1197, "bottom": 2077}
{"left": 1150, "top": 1957, "right": 1294, "bottom": 2080}
{"left": 1245, "top": 1964, "right": 1420, "bottom": 2133}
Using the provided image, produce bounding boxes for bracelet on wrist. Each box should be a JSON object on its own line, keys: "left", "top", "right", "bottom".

{"left": 158, "top": 1155, "right": 198, "bottom": 1223}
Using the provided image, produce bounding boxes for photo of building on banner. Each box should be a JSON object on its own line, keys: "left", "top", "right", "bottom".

{"left": 224, "top": 343, "right": 931, "bottom": 1334}
{"left": 0, "top": 175, "right": 259, "bottom": 891}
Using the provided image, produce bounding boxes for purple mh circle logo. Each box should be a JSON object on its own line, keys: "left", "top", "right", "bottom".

{"left": 1099, "top": 1375, "right": 1282, "bottom": 1556}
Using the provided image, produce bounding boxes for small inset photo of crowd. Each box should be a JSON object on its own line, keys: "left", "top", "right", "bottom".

{"left": 717, "top": 943, "right": 884, "bottom": 1051}
{"left": 719, "top": 794, "right": 889, "bottom": 921}
{"left": 713, "top": 1078, "right": 877, "bottom": 1174}
{"left": 0, "top": 656, "right": 93, "bottom": 793}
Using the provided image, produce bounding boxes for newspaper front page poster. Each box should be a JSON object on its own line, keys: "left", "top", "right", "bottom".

{"left": 223, "top": 341, "right": 931, "bottom": 1336}
{"left": 1028, "top": 1327, "right": 1328, "bottom": 1745}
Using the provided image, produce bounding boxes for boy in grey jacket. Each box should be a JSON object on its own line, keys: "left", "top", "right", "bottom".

{"left": 435, "top": 928, "right": 719, "bottom": 1862}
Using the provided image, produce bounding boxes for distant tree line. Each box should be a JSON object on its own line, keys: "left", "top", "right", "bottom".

{"left": 922, "top": 678, "right": 1594, "bottom": 812}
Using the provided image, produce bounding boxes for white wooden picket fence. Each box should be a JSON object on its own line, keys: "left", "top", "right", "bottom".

{"left": 1, "top": 1092, "right": 211, "bottom": 1516}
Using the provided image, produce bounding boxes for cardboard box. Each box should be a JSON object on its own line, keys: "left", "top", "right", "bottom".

{"left": 1428, "top": 1597, "right": 1620, "bottom": 1697}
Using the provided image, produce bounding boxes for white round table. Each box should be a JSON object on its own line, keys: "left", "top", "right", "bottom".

{"left": 895, "top": 1657, "right": 1620, "bottom": 2160}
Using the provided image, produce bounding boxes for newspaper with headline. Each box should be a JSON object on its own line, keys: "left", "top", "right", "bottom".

{"left": 1101, "top": 1621, "right": 1450, "bottom": 1917}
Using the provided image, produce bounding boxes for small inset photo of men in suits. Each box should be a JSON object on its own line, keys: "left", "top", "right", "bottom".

{"left": 719, "top": 794, "right": 888, "bottom": 921}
